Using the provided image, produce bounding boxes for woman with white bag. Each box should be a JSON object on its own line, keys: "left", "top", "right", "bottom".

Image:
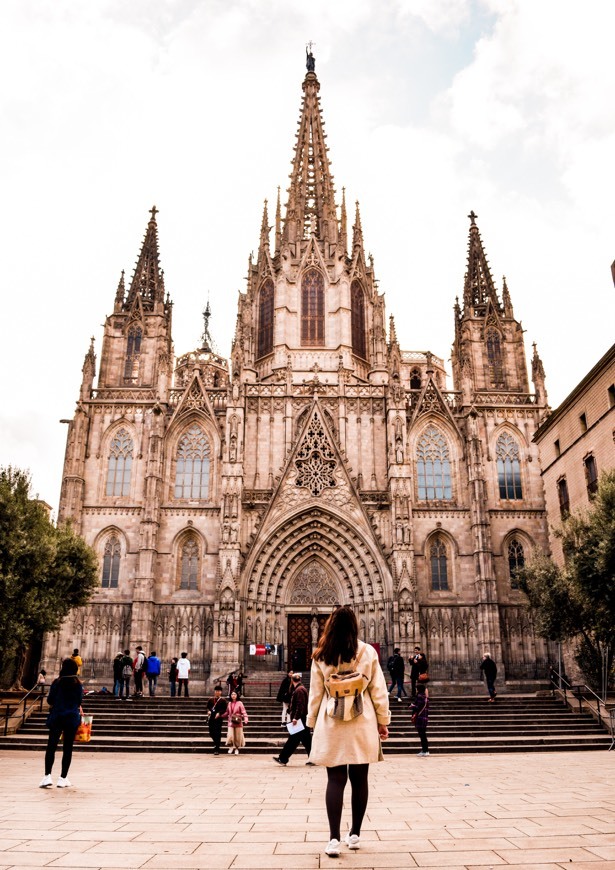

{"left": 306, "top": 606, "right": 390, "bottom": 857}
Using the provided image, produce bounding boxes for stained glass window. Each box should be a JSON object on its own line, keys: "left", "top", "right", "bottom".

{"left": 174, "top": 424, "right": 210, "bottom": 499}
{"left": 257, "top": 279, "right": 274, "bottom": 359}
{"left": 508, "top": 539, "right": 524, "bottom": 590}
{"left": 180, "top": 538, "right": 199, "bottom": 590}
{"left": 106, "top": 429, "right": 133, "bottom": 497}
{"left": 124, "top": 325, "right": 142, "bottom": 380}
{"left": 417, "top": 425, "right": 452, "bottom": 500}
{"left": 496, "top": 432, "right": 522, "bottom": 499}
{"left": 301, "top": 269, "right": 324, "bottom": 346}
{"left": 101, "top": 536, "right": 120, "bottom": 588}
{"left": 430, "top": 537, "right": 448, "bottom": 591}
{"left": 486, "top": 327, "right": 504, "bottom": 387}
{"left": 351, "top": 280, "right": 366, "bottom": 359}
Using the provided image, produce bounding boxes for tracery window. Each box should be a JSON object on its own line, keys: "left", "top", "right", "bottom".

{"left": 106, "top": 429, "right": 133, "bottom": 497}
{"left": 174, "top": 424, "right": 211, "bottom": 499}
{"left": 124, "top": 325, "right": 142, "bottom": 381}
{"left": 496, "top": 432, "right": 523, "bottom": 499}
{"left": 486, "top": 327, "right": 505, "bottom": 387}
{"left": 295, "top": 412, "right": 336, "bottom": 496}
{"left": 350, "top": 280, "right": 366, "bottom": 359}
{"left": 430, "top": 536, "right": 448, "bottom": 591}
{"left": 101, "top": 536, "right": 121, "bottom": 588}
{"left": 416, "top": 425, "right": 452, "bottom": 500}
{"left": 179, "top": 538, "right": 199, "bottom": 590}
{"left": 301, "top": 269, "right": 324, "bottom": 346}
{"left": 257, "top": 279, "right": 274, "bottom": 359}
{"left": 410, "top": 369, "right": 422, "bottom": 390}
{"left": 508, "top": 538, "right": 524, "bottom": 590}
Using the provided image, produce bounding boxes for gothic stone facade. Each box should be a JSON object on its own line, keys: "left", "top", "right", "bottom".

{"left": 44, "top": 62, "right": 553, "bottom": 688}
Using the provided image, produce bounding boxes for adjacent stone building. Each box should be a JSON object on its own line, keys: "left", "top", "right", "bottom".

{"left": 43, "top": 56, "right": 554, "bottom": 689}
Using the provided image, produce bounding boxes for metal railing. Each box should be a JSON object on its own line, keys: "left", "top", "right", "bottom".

{"left": 2, "top": 685, "right": 46, "bottom": 736}
{"left": 549, "top": 670, "right": 614, "bottom": 736}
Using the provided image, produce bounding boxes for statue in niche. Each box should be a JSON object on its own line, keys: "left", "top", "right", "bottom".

{"left": 245, "top": 614, "right": 252, "bottom": 641}
{"left": 222, "top": 522, "right": 230, "bottom": 544}
{"left": 396, "top": 521, "right": 403, "bottom": 543}
{"left": 379, "top": 614, "right": 386, "bottom": 643}
{"left": 368, "top": 619, "right": 376, "bottom": 643}
{"left": 230, "top": 521, "right": 239, "bottom": 543}
{"left": 274, "top": 621, "right": 281, "bottom": 643}
{"left": 395, "top": 436, "right": 404, "bottom": 464}
{"left": 265, "top": 620, "right": 272, "bottom": 642}
{"left": 229, "top": 433, "right": 237, "bottom": 462}
{"left": 226, "top": 611, "right": 234, "bottom": 637}
{"left": 219, "top": 612, "right": 226, "bottom": 637}
{"left": 310, "top": 616, "right": 319, "bottom": 646}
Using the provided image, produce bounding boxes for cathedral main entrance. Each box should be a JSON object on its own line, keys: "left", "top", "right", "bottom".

{"left": 287, "top": 614, "right": 329, "bottom": 672}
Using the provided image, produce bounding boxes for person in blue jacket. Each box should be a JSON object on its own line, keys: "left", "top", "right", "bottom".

{"left": 146, "top": 651, "right": 162, "bottom": 696}
{"left": 39, "top": 658, "right": 83, "bottom": 788}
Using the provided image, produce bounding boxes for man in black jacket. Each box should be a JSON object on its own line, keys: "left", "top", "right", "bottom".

{"left": 388, "top": 648, "right": 407, "bottom": 702}
{"left": 273, "top": 673, "right": 312, "bottom": 765}
{"left": 410, "top": 646, "right": 428, "bottom": 697}
{"left": 480, "top": 653, "right": 498, "bottom": 702}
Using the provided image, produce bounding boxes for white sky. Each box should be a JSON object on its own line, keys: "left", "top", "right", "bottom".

{"left": 1, "top": 0, "right": 614, "bottom": 511}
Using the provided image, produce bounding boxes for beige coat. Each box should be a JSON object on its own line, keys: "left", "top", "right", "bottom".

{"left": 306, "top": 640, "right": 391, "bottom": 766}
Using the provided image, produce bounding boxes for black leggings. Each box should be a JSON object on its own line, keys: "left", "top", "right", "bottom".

{"left": 45, "top": 719, "right": 78, "bottom": 778}
{"left": 325, "top": 764, "right": 369, "bottom": 840}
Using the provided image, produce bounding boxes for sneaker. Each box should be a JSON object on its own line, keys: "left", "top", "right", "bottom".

{"left": 214, "top": 751, "right": 219, "bottom": 756}
{"left": 57, "top": 777, "right": 72, "bottom": 788}
{"left": 234, "top": 748, "right": 239, "bottom": 755}
{"left": 416, "top": 751, "right": 430, "bottom": 757}
{"left": 397, "top": 697, "right": 402, "bottom": 702}
{"left": 325, "top": 839, "right": 341, "bottom": 857}
{"left": 273, "top": 756, "right": 287, "bottom": 765}
{"left": 228, "top": 748, "right": 234, "bottom": 754}
{"left": 345, "top": 832, "right": 360, "bottom": 850}
{"left": 39, "top": 774, "right": 53, "bottom": 788}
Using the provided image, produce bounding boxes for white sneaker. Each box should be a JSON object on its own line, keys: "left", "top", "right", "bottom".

{"left": 57, "top": 776, "right": 72, "bottom": 788}
{"left": 234, "top": 748, "right": 239, "bottom": 755}
{"left": 345, "top": 832, "right": 360, "bottom": 849}
{"left": 39, "top": 774, "right": 53, "bottom": 788}
{"left": 325, "top": 838, "right": 341, "bottom": 856}
{"left": 228, "top": 748, "right": 233, "bottom": 754}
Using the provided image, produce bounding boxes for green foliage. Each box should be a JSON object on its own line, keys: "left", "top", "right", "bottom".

{"left": 519, "top": 469, "right": 615, "bottom": 691}
{"left": 0, "top": 467, "right": 99, "bottom": 688}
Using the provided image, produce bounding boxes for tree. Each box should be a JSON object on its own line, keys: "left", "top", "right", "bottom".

{"left": 519, "top": 470, "right": 615, "bottom": 692}
{"left": 0, "top": 467, "right": 99, "bottom": 689}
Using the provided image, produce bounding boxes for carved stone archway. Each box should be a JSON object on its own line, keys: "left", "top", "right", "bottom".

{"left": 288, "top": 561, "right": 340, "bottom": 606}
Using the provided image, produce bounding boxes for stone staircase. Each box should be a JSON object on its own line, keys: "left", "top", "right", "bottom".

{"left": 0, "top": 692, "right": 610, "bottom": 754}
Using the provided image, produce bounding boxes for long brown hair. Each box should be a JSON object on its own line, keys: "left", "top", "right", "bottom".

{"left": 312, "top": 606, "right": 359, "bottom": 666}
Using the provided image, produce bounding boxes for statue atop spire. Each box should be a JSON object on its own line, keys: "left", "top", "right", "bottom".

{"left": 306, "top": 42, "right": 316, "bottom": 72}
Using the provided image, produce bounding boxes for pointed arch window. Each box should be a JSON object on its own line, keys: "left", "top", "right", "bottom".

{"left": 101, "top": 536, "right": 121, "bottom": 588}
{"left": 417, "top": 425, "right": 452, "bottom": 500}
{"left": 496, "top": 432, "right": 522, "bottom": 499}
{"left": 106, "top": 429, "right": 133, "bottom": 497}
{"left": 257, "top": 279, "right": 274, "bottom": 359}
{"left": 351, "top": 280, "right": 366, "bottom": 359}
{"left": 486, "top": 327, "right": 505, "bottom": 387}
{"left": 174, "top": 424, "right": 211, "bottom": 499}
{"left": 179, "top": 538, "right": 200, "bottom": 590}
{"left": 124, "top": 325, "right": 142, "bottom": 381}
{"left": 508, "top": 538, "right": 524, "bottom": 590}
{"left": 301, "top": 269, "right": 324, "bottom": 346}
{"left": 430, "top": 536, "right": 449, "bottom": 591}
{"left": 410, "top": 369, "right": 422, "bottom": 390}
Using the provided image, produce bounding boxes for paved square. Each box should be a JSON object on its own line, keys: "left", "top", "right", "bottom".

{"left": 0, "top": 751, "right": 614, "bottom": 869}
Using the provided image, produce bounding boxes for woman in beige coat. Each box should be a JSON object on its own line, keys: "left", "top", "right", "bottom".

{"left": 307, "top": 606, "right": 390, "bottom": 857}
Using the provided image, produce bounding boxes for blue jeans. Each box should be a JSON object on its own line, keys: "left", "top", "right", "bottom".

{"left": 113, "top": 678, "right": 121, "bottom": 697}
{"left": 487, "top": 678, "right": 496, "bottom": 699}
{"left": 170, "top": 680, "right": 176, "bottom": 697}
{"left": 389, "top": 676, "right": 407, "bottom": 698}
{"left": 148, "top": 675, "right": 158, "bottom": 696}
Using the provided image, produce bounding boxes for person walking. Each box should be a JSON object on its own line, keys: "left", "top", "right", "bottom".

{"left": 225, "top": 690, "right": 248, "bottom": 754}
{"left": 133, "top": 646, "right": 146, "bottom": 697}
{"left": 119, "top": 649, "right": 133, "bottom": 699}
{"left": 409, "top": 678, "right": 430, "bottom": 756}
{"left": 146, "top": 651, "right": 161, "bottom": 696}
{"left": 226, "top": 671, "right": 238, "bottom": 698}
{"left": 410, "top": 646, "right": 428, "bottom": 697}
{"left": 70, "top": 648, "right": 82, "bottom": 676}
{"left": 39, "top": 658, "right": 83, "bottom": 789}
{"left": 206, "top": 685, "right": 228, "bottom": 755}
{"left": 273, "top": 672, "right": 312, "bottom": 765}
{"left": 177, "top": 652, "right": 191, "bottom": 696}
{"left": 388, "top": 647, "right": 407, "bottom": 702}
{"left": 480, "top": 652, "right": 498, "bottom": 702}
{"left": 276, "top": 669, "right": 294, "bottom": 726}
{"left": 168, "top": 657, "right": 178, "bottom": 697}
{"left": 112, "top": 652, "right": 124, "bottom": 698}
{"left": 306, "top": 605, "right": 390, "bottom": 857}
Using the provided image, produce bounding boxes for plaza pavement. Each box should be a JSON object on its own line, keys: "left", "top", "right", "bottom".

{"left": 0, "top": 750, "right": 614, "bottom": 870}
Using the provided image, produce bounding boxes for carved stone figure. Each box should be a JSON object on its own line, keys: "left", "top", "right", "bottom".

{"left": 310, "top": 616, "right": 319, "bottom": 645}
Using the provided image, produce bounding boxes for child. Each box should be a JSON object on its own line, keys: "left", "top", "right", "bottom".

{"left": 409, "top": 678, "right": 430, "bottom": 757}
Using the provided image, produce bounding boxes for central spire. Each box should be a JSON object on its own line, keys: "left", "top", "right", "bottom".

{"left": 125, "top": 206, "right": 165, "bottom": 311}
{"left": 282, "top": 51, "right": 338, "bottom": 245}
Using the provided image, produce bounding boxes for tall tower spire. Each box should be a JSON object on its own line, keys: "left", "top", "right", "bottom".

{"left": 283, "top": 50, "right": 337, "bottom": 245}
{"left": 274, "top": 186, "right": 282, "bottom": 255}
{"left": 463, "top": 211, "right": 500, "bottom": 312}
{"left": 125, "top": 206, "right": 165, "bottom": 311}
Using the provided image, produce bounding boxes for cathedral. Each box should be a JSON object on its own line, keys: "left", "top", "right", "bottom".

{"left": 44, "top": 54, "right": 554, "bottom": 689}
